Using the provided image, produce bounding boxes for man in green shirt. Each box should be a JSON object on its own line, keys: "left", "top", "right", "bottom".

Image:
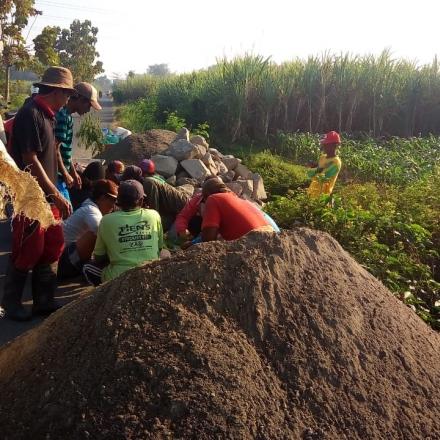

{"left": 83, "top": 179, "right": 163, "bottom": 285}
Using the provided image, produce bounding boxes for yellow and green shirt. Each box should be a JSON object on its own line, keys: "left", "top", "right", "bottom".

{"left": 307, "top": 154, "right": 342, "bottom": 198}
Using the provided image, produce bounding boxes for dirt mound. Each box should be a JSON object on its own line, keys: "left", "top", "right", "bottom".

{"left": 0, "top": 229, "right": 439, "bottom": 440}
{"left": 97, "top": 129, "right": 176, "bottom": 164}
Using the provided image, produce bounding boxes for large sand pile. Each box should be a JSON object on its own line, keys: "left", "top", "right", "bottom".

{"left": 97, "top": 129, "right": 176, "bottom": 164}
{"left": 0, "top": 229, "right": 439, "bottom": 439}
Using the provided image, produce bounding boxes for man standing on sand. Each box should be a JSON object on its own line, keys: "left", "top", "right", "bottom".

{"left": 1, "top": 67, "right": 74, "bottom": 321}
{"left": 55, "top": 82, "right": 102, "bottom": 204}
{"left": 307, "top": 131, "right": 342, "bottom": 198}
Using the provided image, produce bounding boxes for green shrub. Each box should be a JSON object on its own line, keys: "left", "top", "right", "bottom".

{"left": 244, "top": 151, "right": 308, "bottom": 196}
{"left": 265, "top": 179, "right": 440, "bottom": 329}
{"left": 76, "top": 114, "right": 106, "bottom": 156}
{"left": 119, "top": 98, "right": 159, "bottom": 133}
{"left": 193, "top": 121, "right": 210, "bottom": 139}
{"left": 163, "top": 111, "right": 186, "bottom": 132}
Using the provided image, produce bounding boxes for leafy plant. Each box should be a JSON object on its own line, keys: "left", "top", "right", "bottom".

{"left": 163, "top": 111, "right": 186, "bottom": 132}
{"left": 76, "top": 113, "right": 105, "bottom": 156}
{"left": 193, "top": 121, "right": 210, "bottom": 139}
{"left": 244, "top": 151, "right": 308, "bottom": 196}
{"left": 118, "top": 98, "right": 159, "bottom": 133}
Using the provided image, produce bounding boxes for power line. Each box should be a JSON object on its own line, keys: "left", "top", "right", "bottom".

{"left": 36, "top": 0, "right": 114, "bottom": 14}
{"left": 38, "top": 14, "right": 77, "bottom": 20}
{"left": 25, "top": 15, "right": 40, "bottom": 42}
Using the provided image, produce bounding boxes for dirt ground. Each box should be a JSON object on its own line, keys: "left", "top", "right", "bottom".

{"left": 0, "top": 229, "right": 439, "bottom": 439}
{"left": 97, "top": 129, "right": 176, "bottom": 164}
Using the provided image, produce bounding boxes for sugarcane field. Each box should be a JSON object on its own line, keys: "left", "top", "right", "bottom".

{"left": 0, "top": 1, "right": 439, "bottom": 439}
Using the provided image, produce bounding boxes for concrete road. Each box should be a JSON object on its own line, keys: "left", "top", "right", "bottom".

{"left": 0, "top": 98, "right": 114, "bottom": 347}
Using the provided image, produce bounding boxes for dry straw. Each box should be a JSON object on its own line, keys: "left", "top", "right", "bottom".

{"left": 0, "top": 149, "right": 56, "bottom": 229}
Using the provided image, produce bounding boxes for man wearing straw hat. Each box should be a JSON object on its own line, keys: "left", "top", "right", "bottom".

{"left": 1, "top": 66, "right": 75, "bottom": 321}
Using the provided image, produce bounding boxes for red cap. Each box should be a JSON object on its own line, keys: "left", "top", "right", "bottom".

{"left": 108, "top": 160, "right": 125, "bottom": 174}
{"left": 320, "top": 131, "right": 341, "bottom": 145}
{"left": 139, "top": 159, "right": 155, "bottom": 174}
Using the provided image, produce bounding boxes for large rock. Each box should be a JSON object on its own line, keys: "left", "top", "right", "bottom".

{"left": 234, "top": 163, "right": 252, "bottom": 179}
{"left": 176, "top": 170, "right": 190, "bottom": 179}
{"left": 216, "top": 161, "right": 229, "bottom": 175}
{"left": 151, "top": 155, "right": 178, "bottom": 178}
{"left": 236, "top": 179, "right": 254, "bottom": 198}
{"left": 181, "top": 159, "right": 211, "bottom": 181}
{"left": 225, "top": 182, "right": 243, "bottom": 196}
{"left": 201, "top": 153, "right": 218, "bottom": 176}
{"left": 209, "top": 148, "right": 224, "bottom": 160}
{"left": 174, "top": 127, "right": 190, "bottom": 142}
{"left": 222, "top": 157, "right": 240, "bottom": 171}
{"left": 166, "top": 175, "right": 177, "bottom": 186}
{"left": 166, "top": 140, "right": 206, "bottom": 162}
{"left": 219, "top": 170, "right": 236, "bottom": 183}
{"left": 190, "top": 135, "right": 209, "bottom": 149}
{"left": 252, "top": 173, "right": 267, "bottom": 201}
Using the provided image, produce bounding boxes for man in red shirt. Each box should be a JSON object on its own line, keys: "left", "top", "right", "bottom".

{"left": 201, "top": 178, "right": 273, "bottom": 242}
{"left": 1, "top": 67, "right": 74, "bottom": 321}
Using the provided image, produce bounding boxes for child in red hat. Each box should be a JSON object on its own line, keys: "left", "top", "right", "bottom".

{"left": 307, "top": 131, "right": 342, "bottom": 198}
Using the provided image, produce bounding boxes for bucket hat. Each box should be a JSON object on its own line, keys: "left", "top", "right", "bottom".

{"left": 33, "top": 66, "right": 75, "bottom": 92}
{"left": 74, "top": 82, "right": 102, "bottom": 110}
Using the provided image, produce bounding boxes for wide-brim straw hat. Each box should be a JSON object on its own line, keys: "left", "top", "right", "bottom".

{"left": 33, "top": 66, "right": 75, "bottom": 92}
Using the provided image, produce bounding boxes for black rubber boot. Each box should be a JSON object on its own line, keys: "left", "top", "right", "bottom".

{"left": 32, "top": 264, "right": 61, "bottom": 316}
{"left": 1, "top": 261, "right": 31, "bottom": 321}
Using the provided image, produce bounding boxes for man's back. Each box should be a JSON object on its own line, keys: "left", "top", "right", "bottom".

{"left": 94, "top": 207, "right": 163, "bottom": 282}
{"left": 202, "top": 192, "right": 269, "bottom": 241}
{"left": 143, "top": 177, "right": 190, "bottom": 214}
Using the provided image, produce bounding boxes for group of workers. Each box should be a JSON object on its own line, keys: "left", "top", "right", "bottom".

{"left": 0, "top": 65, "right": 342, "bottom": 322}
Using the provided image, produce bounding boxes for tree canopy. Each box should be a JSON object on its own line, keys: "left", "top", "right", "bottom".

{"left": 33, "top": 19, "right": 104, "bottom": 82}
{"left": 1, "top": 0, "right": 40, "bottom": 101}
{"left": 1, "top": 0, "right": 39, "bottom": 68}
{"left": 32, "top": 25, "right": 60, "bottom": 74}
{"left": 147, "top": 63, "right": 170, "bottom": 76}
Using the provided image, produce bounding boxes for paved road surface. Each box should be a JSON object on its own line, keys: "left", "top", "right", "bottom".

{"left": 0, "top": 98, "right": 113, "bottom": 347}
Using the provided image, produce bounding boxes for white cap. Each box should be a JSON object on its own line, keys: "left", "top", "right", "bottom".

{"left": 74, "top": 82, "right": 102, "bottom": 110}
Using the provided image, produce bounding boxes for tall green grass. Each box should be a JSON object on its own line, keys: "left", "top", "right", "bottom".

{"left": 113, "top": 51, "right": 440, "bottom": 141}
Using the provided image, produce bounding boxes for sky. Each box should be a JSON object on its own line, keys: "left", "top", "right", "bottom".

{"left": 25, "top": 0, "right": 440, "bottom": 79}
